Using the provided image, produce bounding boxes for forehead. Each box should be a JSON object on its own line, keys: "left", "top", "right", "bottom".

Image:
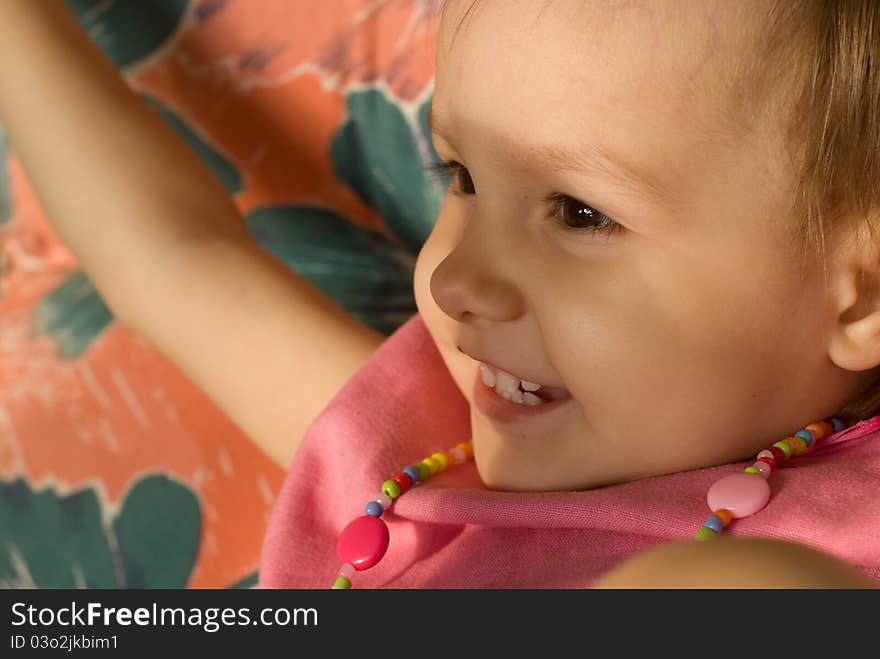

{"left": 434, "top": 0, "right": 769, "bottom": 193}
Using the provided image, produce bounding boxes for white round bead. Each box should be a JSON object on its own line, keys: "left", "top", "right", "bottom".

{"left": 449, "top": 447, "right": 467, "bottom": 464}
{"left": 752, "top": 461, "right": 771, "bottom": 479}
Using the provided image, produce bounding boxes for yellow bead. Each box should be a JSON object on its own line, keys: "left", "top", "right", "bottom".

{"left": 416, "top": 463, "right": 431, "bottom": 480}
{"left": 772, "top": 440, "right": 792, "bottom": 460}
{"left": 332, "top": 576, "right": 351, "bottom": 589}
{"left": 786, "top": 436, "right": 807, "bottom": 456}
{"left": 430, "top": 452, "right": 449, "bottom": 471}
{"left": 420, "top": 457, "right": 440, "bottom": 476}
{"left": 744, "top": 466, "right": 761, "bottom": 475}
{"left": 381, "top": 479, "right": 401, "bottom": 499}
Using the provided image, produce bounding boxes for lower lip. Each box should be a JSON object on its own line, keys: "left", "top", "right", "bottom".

{"left": 472, "top": 370, "right": 576, "bottom": 425}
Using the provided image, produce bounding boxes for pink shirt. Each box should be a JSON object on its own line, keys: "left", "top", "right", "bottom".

{"left": 260, "top": 313, "right": 880, "bottom": 588}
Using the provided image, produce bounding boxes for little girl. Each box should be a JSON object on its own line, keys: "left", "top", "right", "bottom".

{"left": 3, "top": 0, "right": 879, "bottom": 587}
{"left": 266, "top": 0, "right": 880, "bottom": 588}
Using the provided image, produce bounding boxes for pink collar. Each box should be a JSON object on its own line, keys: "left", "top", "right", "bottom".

{"left": 260, "top": 314, "right": 880, "bottom": 588}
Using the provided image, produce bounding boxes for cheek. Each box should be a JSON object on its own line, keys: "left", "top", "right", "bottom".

{"left": 544, "top": 246, "right": 816, "bottom": 421}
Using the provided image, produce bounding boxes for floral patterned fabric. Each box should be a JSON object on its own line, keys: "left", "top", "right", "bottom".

{"left": 0, "top": 0, "right": 444, "bottom": 588}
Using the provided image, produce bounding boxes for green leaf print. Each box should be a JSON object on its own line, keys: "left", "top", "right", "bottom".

{"left": 65, "top": 0, "right": 190, "bottom": 70}
{"left": 0, "top": 474, "right": 200, "bottom": 588}
{"left": 0, "top": 479, "right": 117, "bottom": 587}
{"left": 246, "top": 204, "right": 418, "bottom": 336}
{"left": 331, "top": 89, "right": 445, "bottom": 253}
{"left": 113, "top": 475, "right": 201, "bottom": 588}
{"left": 229, "top": 571, "right": 259, "bottom": 589}
{"left": 33, "top": 271, "right": 114, "bottom": 359}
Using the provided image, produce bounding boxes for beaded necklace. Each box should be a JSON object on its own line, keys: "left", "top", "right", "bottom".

{"left": 330, "top": 417, "right": 847, "bottom": 588}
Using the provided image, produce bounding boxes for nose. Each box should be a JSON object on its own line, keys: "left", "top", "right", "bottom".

{"left": 429, "top": 219, "right": 525, "bottom": 324}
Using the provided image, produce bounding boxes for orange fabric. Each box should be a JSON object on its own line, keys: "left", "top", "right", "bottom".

{"left": 0, "top": 0, "right": 439, "bottom": 588}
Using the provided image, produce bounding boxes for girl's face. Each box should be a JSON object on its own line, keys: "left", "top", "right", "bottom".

{"left": 413, "top": 0, "right": 862, "bottom": 490}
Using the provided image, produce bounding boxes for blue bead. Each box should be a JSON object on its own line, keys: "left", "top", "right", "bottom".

{"left": 795, "top": 430, "right": 813, "bottom": 446}
{"left": 830, "top": 417, "right": 845, "bottom": 433}
{"left": 703, "top": 514, "right": 724, "bottom": 534}
{"left": 403, "top": 465, "right": 421, "bottom": 483}
{"left": 365, "top": 501, "right": 383, "bottom": 517}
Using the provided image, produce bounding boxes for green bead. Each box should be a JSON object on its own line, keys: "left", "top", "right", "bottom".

{"left": 744, "top": 466, "right": 761, "bottom": 475}
{"left": 332, "top": 576, "right": 351, "bottom": 589}
{"left": 694, "top": 527, "right": 718, "bottom": 541}
{"left": 772, "top": 440, "right": 792, "bottom": 460}
{"left": 381, "top": 479, "right": 401, "bottom": 499}
{"left": 416, "top": 463, "right": 431, "bottom": 480}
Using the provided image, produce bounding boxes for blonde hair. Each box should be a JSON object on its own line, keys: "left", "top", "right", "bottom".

{"left": 755, "top": 1, "right": 880, "bottom": 423}
{"left": 440, "top": 1, "right": 880, "bottom": 422}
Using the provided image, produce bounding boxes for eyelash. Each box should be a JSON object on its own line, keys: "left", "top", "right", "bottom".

{"left": 424, "top": 159, "right": 623, "bottom": 237}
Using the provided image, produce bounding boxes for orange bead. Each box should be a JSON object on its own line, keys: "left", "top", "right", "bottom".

{"left": 785, "top": 436, "right": 808, "bottom": 456}
{"left": 806, "top": 421, "right": 833, "bottom": 441}
{"left": 713, "top": 509, "right": 733, "bottom": 527}
{"left": 456, "top": 441, "right": 474, "bottom": 459}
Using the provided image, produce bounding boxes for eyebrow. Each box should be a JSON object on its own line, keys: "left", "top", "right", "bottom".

{"left": 428, "top": 105, "right": 675, "bottom": 207}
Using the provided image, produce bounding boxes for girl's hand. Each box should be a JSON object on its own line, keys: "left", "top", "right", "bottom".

{"left": 594, "top": 537, "right": 877, "bottom": 588}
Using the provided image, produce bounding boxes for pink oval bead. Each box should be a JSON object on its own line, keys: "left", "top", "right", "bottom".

{"left": 337, "top": 515, "right": 390, "bottom": 571}
{"left": 706, "top": 472, "right": 771, "bottom": 519}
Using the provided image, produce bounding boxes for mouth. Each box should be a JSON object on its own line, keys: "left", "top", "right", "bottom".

{"left": 479, "top": 362, "right": 571, "bottom": 405}
{"left": 472, "top": 361, "right": 575, "bottom": 425}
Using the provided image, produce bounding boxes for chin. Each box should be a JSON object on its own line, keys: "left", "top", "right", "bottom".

{"left": 469, "top": 412, "right": 597, "bottom": 492}
{"left": 472, "top": 452, "right": 582, "bottom": 492}
{"left": 476, "top": 469, "right": 547, "bottom": 492}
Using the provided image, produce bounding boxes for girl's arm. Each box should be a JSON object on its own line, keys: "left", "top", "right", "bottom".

{"left": 0, "top": 0, "right": 384, "bottom": 467}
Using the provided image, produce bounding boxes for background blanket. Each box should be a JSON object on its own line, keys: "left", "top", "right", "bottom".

{"left": 0, "top": 0, "right": 444, "bottom": 588}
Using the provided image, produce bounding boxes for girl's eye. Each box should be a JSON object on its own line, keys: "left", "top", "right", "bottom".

{"left": 425, "top": 160, "right": 475, "bottom": 194}
{"left": 547, "top": 193, "right": 623, "bottom": 237}
{"left": 423, "top": 160, "right": 623, "bottom": 237}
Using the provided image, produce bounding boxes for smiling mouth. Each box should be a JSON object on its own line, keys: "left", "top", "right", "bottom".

{"left": 479, "top": 362, "right": 571, "bottom": 406}
{"left": 472, "top": 365, "right": 575, "bottom": 426}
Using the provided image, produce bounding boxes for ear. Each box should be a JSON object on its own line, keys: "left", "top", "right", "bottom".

{"left": 827, "top": 221, "right": 880, "bottom": 372}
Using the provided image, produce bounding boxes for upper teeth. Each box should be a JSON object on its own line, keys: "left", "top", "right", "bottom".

{"left": 480, "top": 364, "right": 544, "bottom": 406}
